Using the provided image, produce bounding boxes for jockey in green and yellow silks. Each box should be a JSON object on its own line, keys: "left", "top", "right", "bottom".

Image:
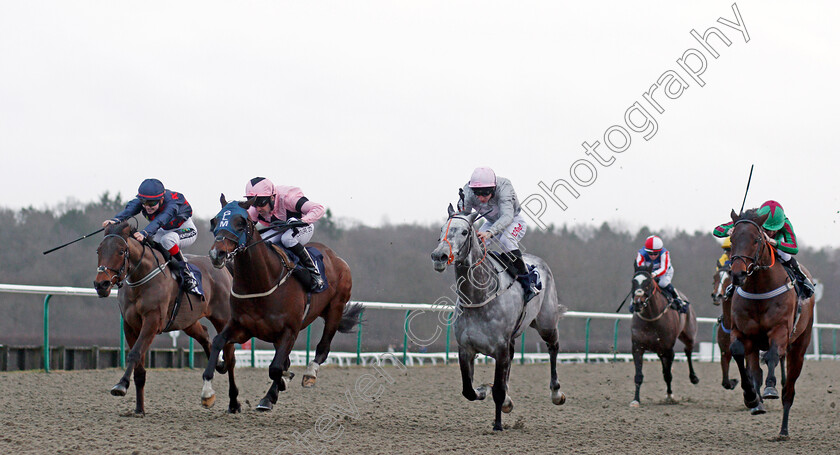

{"left": 713, "top": 200, "right": 814, "bottom": 299}
{"left": 717, "top": 237, "right": 731, "bottom": 270}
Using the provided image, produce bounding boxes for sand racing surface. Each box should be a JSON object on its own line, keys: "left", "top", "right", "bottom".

{"left": 1, "top": 360, "right": 839, "bottom": 454}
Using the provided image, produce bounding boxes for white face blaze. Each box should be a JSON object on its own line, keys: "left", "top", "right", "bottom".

{"left": 633, "top": 274, "right": 647, "bottom": 286}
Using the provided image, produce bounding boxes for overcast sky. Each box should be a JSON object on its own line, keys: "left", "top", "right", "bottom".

{"left": 2, "top": 1, "right": 838, "bottom": 248}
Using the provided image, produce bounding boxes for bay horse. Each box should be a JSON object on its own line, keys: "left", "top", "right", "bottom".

{"left": 94, "top": 222, "right": 235, "bottom": 415}
{"left": 430, "top": 205, "right": 566, "bottom": 431}
{"left": 727, "top": 209, "right": 815, "bottom": 439}
{"left": 201, "top": 196, "right": 359, "bottom": 412}
{"left": 712, "top": 264, "right": 739, "bottom": 390}
{"left": 629, "top": 264, "right": 699, "bottom": 407}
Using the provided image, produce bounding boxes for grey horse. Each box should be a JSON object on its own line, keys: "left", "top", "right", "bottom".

{"left": 430, "top": 205, "right": 566, "bottom": 431}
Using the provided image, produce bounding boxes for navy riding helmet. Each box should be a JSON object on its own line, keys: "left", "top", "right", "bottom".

{"left": 137, "top": 178, "right": 165, "bottom": 201}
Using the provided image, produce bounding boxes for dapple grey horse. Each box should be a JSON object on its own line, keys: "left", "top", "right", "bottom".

{"left": 430, "top": 205, "right": 566, "bottom": 431}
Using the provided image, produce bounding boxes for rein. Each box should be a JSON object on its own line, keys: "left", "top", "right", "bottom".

{"left": 218, "top": 219, "right": 296, "bottom": 299}
{"left": 632, "top": 274, "right": 671, "bottom": 322}
{"left": 97, "top": 234, "right": 162, "bottom": 288}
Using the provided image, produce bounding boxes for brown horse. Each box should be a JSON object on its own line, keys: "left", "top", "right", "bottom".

{"left": 94, "top": 222, "right": 235, "bottom": 415}
{"left": 727, "top": 209, "right": 815, "bottom": 439}
{"left": 629, "top": 264, "right": 699, "bottom": 407}
{"left": 201, "top": 196, "right": 359, "bottom": 412}
{"left": 712, "top": 264, "right": 739, "bottom": 390}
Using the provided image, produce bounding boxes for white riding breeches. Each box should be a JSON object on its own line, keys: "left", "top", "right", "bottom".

{"left": 152, "top": 217, "right": 197, "bottom": 252}
{"left": 776, "top": 250, "right": 792, "bottom": 262}
{"left": 655, "top": 267, "right": 674, "bottom": 288}
{"left": 263, "top": 218, "right": 314, "bottom": 248}
{"left": 480, "top": 213, "right": 527, "bottom": 252}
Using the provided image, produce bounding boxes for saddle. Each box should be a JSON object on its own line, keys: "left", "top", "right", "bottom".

{"left": 269, "top": 244, "right": 329, "bottom": 294}
{"left": 486, "top": 251, "right": 542, "bottom": 291}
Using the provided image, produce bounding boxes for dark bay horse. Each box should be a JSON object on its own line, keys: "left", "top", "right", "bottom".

{"left": 712, "top": 264, "right": 739, "bottom": 390}
{"left": 94, "top": 222, "right": 234, "bottom": 415}
{"left": 201, "top": 196, "right": 359, "bottom": 412}
{"left": 727, "top": 209, "right": 815, "bottom": 439}
{"left": 630, "top": 264, "right": 699, "bottom": 407}
{"left": 431, "top": 206, "right": 566, "bottom": 431}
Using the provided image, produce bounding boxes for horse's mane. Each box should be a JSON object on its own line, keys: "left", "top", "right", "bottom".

{"left": 104, "top": 221, "right": 136, "bottom": 237}
{"left": 738, "top": 208, "right": 760, "bottom": 222}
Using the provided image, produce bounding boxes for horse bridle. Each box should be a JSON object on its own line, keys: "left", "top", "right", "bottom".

{"left": 214, "top": 215, "right": 295, "bottom": 274}
{"left": 632, "top": 271, "right": 659, "bottom": 309}
{"left": 96, "top": 234, "right": 147, "bottom": 288}
{"left": 729, "top": 219, "right": 775, "bottom": 278}
{"left": 442, "top": 214, "right": 487, "bottom": 267}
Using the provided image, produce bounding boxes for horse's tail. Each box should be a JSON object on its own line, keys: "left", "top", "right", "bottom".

{"left": 337, "top": 302, "right": 364, "bottom": 333}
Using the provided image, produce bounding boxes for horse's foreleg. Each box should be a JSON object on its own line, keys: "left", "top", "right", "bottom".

{"left": 458, "top": 347, "right": 483, "bottom": 401}
{"left": 762, "top": 344, "right": 781, "bottom": 400}
{"left": 222, "top": 342, "right": 240, "bottom": 413}
{"left": 719, "top": 330, "right": 738, "bottom": 389}
{"left": 112, "top": 315, "right": 158, "bottom": 413}
{"left": 133, "top": 362, "right": 146, "bottom": 416}
{"left": 491, "top": 347, "right": 511, "bottom": 431}
{"left": 660, "top": 349, "right": 676, "bottom": 402}
{"left": 731, "top": 336, "right": 762, "bottom": 412}
{"left": 631, "top": 342, "right": 644, "bottom": 407}
{"left": 257, "top": 331, "right": 296, "bottom": 412}
{"left": 201, "top": 324, "right": 239, "bottom": 409}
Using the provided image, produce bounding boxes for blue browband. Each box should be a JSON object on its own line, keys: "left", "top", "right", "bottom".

{"left": 213, "top": 201, "right": 249, "bottom": 247}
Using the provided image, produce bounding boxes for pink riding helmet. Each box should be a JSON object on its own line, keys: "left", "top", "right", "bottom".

{"left": 469, "top": 167, "right": 496, "bottom": 188}
{"left": 245, "top": 177, "right": 274, "bottom": 197}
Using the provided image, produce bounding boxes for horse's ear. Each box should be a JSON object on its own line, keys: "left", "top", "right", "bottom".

{"left": 730, "top": 209, "right": 740, "bottom": 222}
{"left": 467, "top": 211, "right": 479, "bottom": 224}
{"left": 756, "top": 212, "right": 769, "bottom": 227}
{"left": 220, "top": 193, "right": 228, "bottom": 208}
{"left": 240, "top": 197, "right": 255, "bottom": 210}
{"left": 447, "top": 203, "right": 455, "bottom": 217}
{"left": 209, "top": 217, "right": 218, "bottom": 232}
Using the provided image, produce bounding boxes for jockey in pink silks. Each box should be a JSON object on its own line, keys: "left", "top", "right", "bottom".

{"left": 458, "top": 166, "right": 539, "bottom": 302}
{"left": 244, "top": 177, "right": 326, "bottom": 290}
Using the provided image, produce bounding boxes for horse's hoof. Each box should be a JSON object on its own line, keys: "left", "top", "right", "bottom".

{"left": 551, "top": 390, "right": 566, "bottom": 405}
{"left": 227, "top": 403, "right": 241, "bottom": 414}
{"left": 256, "top": 398, "right": 273, "bottom": 412}
{"left": 302, "top": 375, "right": 317, "bottom": 388}
{"left": 502, "top": 396, "right": 514, "bottom": 413}
{"left": 750, "top": 403, "right": 766, "bottom": 415}
{"left": 475, "top": 384, "right": 491, "bottom": 401}
{"left": 690, "top": 375, "right": 700, "bottom": 385}
{"left": 215, "top": 361, "right": 227, "bottom": 374}
{"left": 493, "top": 422, "right": 503, "bottom": 431}
{"left": 201, "top": 394, "right": 216, "bottom": 409}
{"left": 723, "top": 379, "right": 739, "bottom": 390}
{"left": 110, "top": 383, "right": 127, "bottom": 397}
{"left": 629, "top": 400, "right": 640, "bottom": 408}
{"left": 762, "top": 387, "right": 780, "bottom": 400}
{"left": 775, "top": 433, "right": 790, "bottom": 441}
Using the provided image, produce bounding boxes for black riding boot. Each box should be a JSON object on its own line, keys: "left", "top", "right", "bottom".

{"left": 173, "top": 251, "right": 200, "bottom": 295}
{"left": 662, "top": 283, "right": 686, "bottom": 313}
{"left": 783, "top": 257, "right": 814, "bottom": 299}
{"left": 510, "top": 249, "right": 539, "bottom": 303}
{"left": 290, "top": 243, "right": 324, "bottom": 291}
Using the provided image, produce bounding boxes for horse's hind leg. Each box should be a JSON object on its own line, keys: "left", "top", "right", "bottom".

{"left": 257, "top": 330, "right": 296, "bottom": 412}
{"left": 303, "top": 305, "right": 343, "bottom": 388}
{"left": 534, "top": 322, "right": 565, "bottom": 405}
{"left": 221, "top": 342, "right": 240, "bottom": 414}
{"left": 778, "top": 328, "right": 810, "bottom": 439}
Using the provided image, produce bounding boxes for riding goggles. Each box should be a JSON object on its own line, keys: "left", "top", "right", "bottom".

{"left": 472, "top": 187, "right": 495, "bottom": 197}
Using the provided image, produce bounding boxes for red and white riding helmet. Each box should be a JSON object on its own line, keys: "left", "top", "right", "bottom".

{"left": 644, "top": 235, "right": 664, "bottom": 253}
{"left": 468, "top": 167, "right": 496, "bottom": 188}
{"left": 245, "top": 177, "right": 274, "bottom": 197}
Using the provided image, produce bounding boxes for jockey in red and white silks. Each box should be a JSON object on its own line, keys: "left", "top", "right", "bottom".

{"left": 634, "top": 235, "right": 686, "bottom": 313}
{"left": 244, "top": 177, "right": 326, "bottom": 290}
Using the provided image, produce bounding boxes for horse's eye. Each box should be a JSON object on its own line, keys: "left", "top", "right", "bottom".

{"left": 461, "top": 230, "right": 468, "bottom": 236}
